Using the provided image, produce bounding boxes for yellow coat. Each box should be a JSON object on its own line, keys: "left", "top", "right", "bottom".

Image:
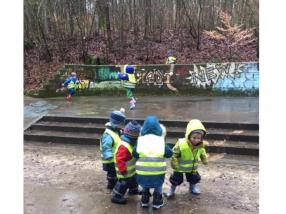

{"left": 171, "top": 119, "right": 208, "bottom": 172}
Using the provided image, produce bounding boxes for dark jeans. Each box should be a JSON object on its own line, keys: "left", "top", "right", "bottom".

{"left": 169, "top": 171, "right": 201, "bottom": 186}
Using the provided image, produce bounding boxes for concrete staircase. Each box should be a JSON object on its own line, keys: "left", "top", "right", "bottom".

{"left": 24, "top": 115, "right": 259, "bottom": 156}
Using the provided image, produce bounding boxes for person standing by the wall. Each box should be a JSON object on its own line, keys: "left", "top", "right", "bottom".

{"left": 165, "top": 50, "right": 177, "bottom": 65}
{"left": 118, "top": 65, "right": 137, "bottom": 110}
{"left": 62, "top": 70, "right": 79, "bottom": 102}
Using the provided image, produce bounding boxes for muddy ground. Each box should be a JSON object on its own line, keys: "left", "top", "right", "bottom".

{"left": 24, "top": 142, "right": 259, "bottom": 214}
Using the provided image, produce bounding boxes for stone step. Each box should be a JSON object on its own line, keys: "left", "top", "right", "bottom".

{"left": 24, "top": 129, "right": 258, "bottom": 156}
{"left": 30, "top": 120, "right": 259, "bottom": 142}
{"left": 41, "top": 115, "right": 259, "bottom": 130}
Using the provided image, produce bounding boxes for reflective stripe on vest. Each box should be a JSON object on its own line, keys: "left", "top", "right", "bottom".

{"left": 136, "top": 134, "right": 166, "bottom": 175}
{"left": 174, "top": 138, "right": 202, "bottom": 173}
{"left": 123, "top": 74, "right": 136, "bottom": 88}
{"left": 100, "top": 129, "right": 121, "bottom": 164}
{"left": 114, "top": 141, "right": 136, "bottom": 178}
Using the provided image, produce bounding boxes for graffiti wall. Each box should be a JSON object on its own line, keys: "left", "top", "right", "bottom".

{"left": 135, "top": 62, "right": 259, "bottom": 92}
{"left": 49, "top": 62, "right": 258, "bottom": 95}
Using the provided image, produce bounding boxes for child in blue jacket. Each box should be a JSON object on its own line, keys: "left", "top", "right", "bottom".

{"left": 118, "top": 65, "right": 137, "bottom": 110}
{"left": 100, "top": 108, "right": 126, "bottom": 190}
{"left": 133, "top": 115, "right": 173, "bottom": 210}
{"left": 62, "top": 71, "right": 79, "bottom": 102}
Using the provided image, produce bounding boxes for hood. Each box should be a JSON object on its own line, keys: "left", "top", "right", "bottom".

{"left": 185, "top": 119, "right": 206, "bottom": 141}
{"left": 140, "top": 115, "right": 162, "bottom": 136}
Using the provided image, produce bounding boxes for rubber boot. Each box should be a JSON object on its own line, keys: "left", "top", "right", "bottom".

{"left": 152, "top": 192, "right": 164, "bottom": 210}
{"left": 189, "top": 184, "right": 200, "bottom": 195}
{"left": 129, "top": 99, "right": 135, "bottom": 110}
{"left": 141, "top": 190, "right": 151, "bottom": 208}
{"left": 131, "top": 97, "right": 137, "bottom": 104}
{"left": 164, "top": 185, "right": 176, "bottom": 199}
{"left": 111, "top": 192, "right": 127, "bottom": 204}
{"left": 66, "top": 94, "right": 72, "bottom": 102}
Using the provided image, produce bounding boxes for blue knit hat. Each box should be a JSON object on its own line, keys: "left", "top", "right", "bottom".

{"left": 123, "top": 120, "right": 141, "bottom": 138}
{"left": 125, "top": 65, "right": 134, "bottom": 74}
{"left": 109, "top": 110, "right": 126, "bottom": 127}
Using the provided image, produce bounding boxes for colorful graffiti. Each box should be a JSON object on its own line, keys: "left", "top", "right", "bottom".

{"left": 52, "top": 62, "right": 258, "bottom": 93}
{"left": 186, "top": 63, "right": 245, "bottom": 88}
{"left": 96, "top": 66, "right": 120, "bottom": 81}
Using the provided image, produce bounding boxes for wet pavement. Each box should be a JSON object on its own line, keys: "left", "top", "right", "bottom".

{"left": 24, "top": 95, "right": 259, "bottom": 129}
{"left": 24, "top": 142, "right": 259, "bottom": 214}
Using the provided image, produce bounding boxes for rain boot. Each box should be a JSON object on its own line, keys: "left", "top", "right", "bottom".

{"left": 66, "top": 94, "right": 72, "bottom": 102}
{"left": 189, "top": 184, "right": 200, "bottom": 195}
{"left": 164, "top": 185, "right": 176, "bottom": 199}
{"left": 131, "top": 97, "right": 137, "bottom": 104}
{"left": 152, "top": 192, "right": 164, "bottom": 210}
{"left": 141, "top": 190, "right": 151, "bottom": 208}
{"left": 111, "top": 193, "right": 127, "bottom": 204}
{"left": 111, "top": 181, "right": 128, "bottom": 204}
{"left": 129, "top": 99, "right": 135, "bottom": 110}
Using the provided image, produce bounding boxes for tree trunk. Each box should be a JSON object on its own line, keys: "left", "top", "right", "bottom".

{"left": 105, "top": 0, "right": 112, "bottom": 52}
{"left": 173, "top": 0, "right": 176, "bottom": 28}
{"left": 196, "top": 0, "right": 202, "bottom": 51}
{"left": 133, "top": 0, "right": 138, "bottom": 43}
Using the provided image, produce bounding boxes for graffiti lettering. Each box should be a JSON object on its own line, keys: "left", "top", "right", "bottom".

{"left": 142, "top": 69, "right": 164, "bottom": 87}
{"left": 186, "top": 63, "right": 246, "bottom": 88}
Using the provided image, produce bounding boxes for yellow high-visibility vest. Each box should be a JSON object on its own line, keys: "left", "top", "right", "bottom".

{"left": 100, "top": 129, "right": 121, "bottom": 164}
{"left": 67, "top": 81, "right": 77, "bottom": 89}
{"left": 174, "top": 138, "right": 205, "bottom": 172}
{"left": 136, "top": 134, "right": 166, "bottom": 175}
{"left": 114, "top": 141, "right": 136, "bottom": 178}
{"left": 123, "top": 73, "right": 136, "bottom": 88}
{"left": 166, "top": 56, "right": 177, "bottom": 64}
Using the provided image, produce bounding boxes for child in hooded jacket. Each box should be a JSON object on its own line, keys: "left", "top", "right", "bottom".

{"left": 100, "top": 109, "right": 126, "bottom": 190}
{"left": 111, "top": 120, "right": 142, "bottom": 204}
{"left": 165, "top": 119, "right": 208, "bottom": 198}
{"left": 165, "top": 50, "right": 177, "bottom": 64}
{"left": 118, "top": 65, "right": 137, "bottom": 110}
{"left": 133, "top": 115, "right": 173, "bottom": 210}
{"left": 62, "top": 71, "right": 79, "bottom": 102}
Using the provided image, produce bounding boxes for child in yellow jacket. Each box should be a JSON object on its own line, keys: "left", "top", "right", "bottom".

{"left": 165, "top": 119, "right": 208, "bottom": 198}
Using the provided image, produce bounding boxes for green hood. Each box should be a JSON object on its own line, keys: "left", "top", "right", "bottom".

{"left": 185, "top": 119, "right": 206, "bottom": 143}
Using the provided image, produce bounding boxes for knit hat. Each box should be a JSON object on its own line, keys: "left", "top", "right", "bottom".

{"left": 109, "top": 109, "right": 126, "bottom": 127}
{"left": 123, "top": 120, "right": 141, "bottom": 138}
{"left": 125, "top": 65, "right": 135, "bottom": 74}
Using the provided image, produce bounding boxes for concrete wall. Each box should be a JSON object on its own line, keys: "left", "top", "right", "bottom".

{"left": 42, "top": 62, "right": 258, "bottom": 95}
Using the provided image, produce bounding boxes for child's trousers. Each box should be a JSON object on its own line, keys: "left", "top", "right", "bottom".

{"left": 103, "top": 163, "right": 118, "bottom": 190}
{"left": 112, "top": 176, "right": 138, "bottom": 196}
{"left": 169, "top": 171, "right": 201, "bottom": 186}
